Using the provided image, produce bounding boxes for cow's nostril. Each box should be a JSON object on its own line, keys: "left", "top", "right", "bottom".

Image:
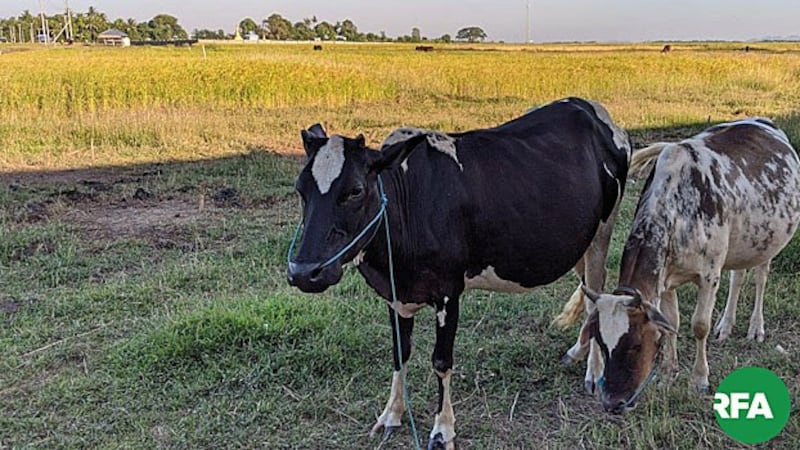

{"left": 309, "top": 267, "right": 323, "bottom": 281}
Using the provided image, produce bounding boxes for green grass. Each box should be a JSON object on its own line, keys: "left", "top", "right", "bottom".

{"left": 2, "top": 42, "right": 800, "bottom": 449}
{"left": 2, "top": 148, "right": 799, "bottom": 449}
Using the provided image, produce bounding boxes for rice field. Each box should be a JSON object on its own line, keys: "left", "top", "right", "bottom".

{"left": 2, "top": 42, "right": 800, "bottom": 169}
{"left": 1, "top": 42, "right": 800, "bottom": 449}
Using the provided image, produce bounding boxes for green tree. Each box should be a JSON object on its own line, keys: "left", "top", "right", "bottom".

{"left": 85, "top": 6, "right": 109, "bottom": 41}
{"left": 18, "top": 10, "right": 35, "bottom": 42}
{"left": 292, "top": 22, "right": 315, "bottom": 41}
{"left": 455, "top": 26, "right": 487, "bottom": 42}
{"left": 146, "top": 14, "right": 187, "bottom": 40}
{"left": 314, "top": 21, "right": 336, "bottom": 41}
{"left": 125, "top": 18, "right": 141, "bottom": 40}
{"left": 264, "top": 13, "right": 292, "bottom": 40}
{"left": 239, "top": 17, "right": 258, "bottom": 36}
{"left": 338, "top": 19, "right": 360, "bottom": 41}
{"left": 194, "top": 28, "right": 225, "bottom": 39}
{"left": 438, "top": 34, "right": 452, "bottom": 43}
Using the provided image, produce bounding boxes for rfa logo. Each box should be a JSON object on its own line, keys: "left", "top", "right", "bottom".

{"left": 713, "top": 367, "right": 791, "bottom": 444}
{"left": 713, "top": 392, "right": 773, "bottom": 419}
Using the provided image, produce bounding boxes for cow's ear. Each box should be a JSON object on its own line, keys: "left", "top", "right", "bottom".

{"left": 579, "top": 311, "right": 599, "bottom": 347}
{"left": 368, "top": 134, "right": 427, "bottom": 173}
{"left": 306, "top": 123, "right": 327, "bottom": 139}
{"left": 301, "top": 127, "right": 328, "bottom": 159}
{"left": 646, "top": 303, "right": 676, "bottom": 334}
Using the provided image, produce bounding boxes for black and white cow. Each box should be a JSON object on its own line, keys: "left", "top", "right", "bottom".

{"left": 287, "top": 98, "right": 630, "bottom": 449}
{"left": 560, "top": 118, "right": 800, "bottom": 413}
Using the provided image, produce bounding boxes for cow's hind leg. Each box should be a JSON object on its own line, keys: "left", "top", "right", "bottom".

{"left": 428, "top": 295, "right": 459, "bottom": 450}
{"left": 562, "top": 201, "right": 619, "bottom": 393}
{"left": 747, "top": 261, "right": 770, "bottom": 342}
{"left": 714, "top": 269, "right": 746, "bottom": 341}
{"left": 370, "top": 305, "right": 415, "bottom": 441}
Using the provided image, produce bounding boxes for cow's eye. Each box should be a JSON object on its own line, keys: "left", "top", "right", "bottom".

{"left": 341, "top": 186, "right": 364, "bottom": 203}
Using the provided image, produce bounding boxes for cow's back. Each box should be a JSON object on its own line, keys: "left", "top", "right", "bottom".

{"left": 638, "top": 120, "right": 800, "bottom": 273}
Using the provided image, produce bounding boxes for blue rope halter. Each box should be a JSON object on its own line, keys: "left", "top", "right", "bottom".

{"left": 287, "top": 176, "right": 388, "bottom": 269}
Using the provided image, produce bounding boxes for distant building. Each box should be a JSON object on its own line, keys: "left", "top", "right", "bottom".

{"left": 245, "top": 31, "right": 259, "bottom": 42}
{"left": 233, "top": 29, "right": 244, "bottom": 41}
{"left": 98, "top": 29, "right": 130, "bottom": 47}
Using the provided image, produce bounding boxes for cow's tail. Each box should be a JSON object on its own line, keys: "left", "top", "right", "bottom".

{"left": 553, "top": 283, "right": 585, "bottom": 329}
{"left": 629, "top": 142, "right": 670, "bottom": 180}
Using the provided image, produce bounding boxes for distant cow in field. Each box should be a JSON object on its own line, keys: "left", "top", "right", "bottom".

{"left": 661, "top": 44, "right": 672, "bottom": 53}
{"left": 287, "top": 97, "right": 630, "bottom": 448}
{"left": 415, "top": 45, "right": 434, "bottom": 52}
{"left": 560, "top": 118, "right": 800, "bottom": 413}
{"left": 313, "top": 44, "right": 323, "bottom": 51}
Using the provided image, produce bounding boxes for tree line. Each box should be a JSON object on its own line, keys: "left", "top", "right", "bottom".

{"left": 0, "top": 8, "right": 487, "bottom": 43}
{"left": 0, "top": 8, "right": 187, "bottom": 43}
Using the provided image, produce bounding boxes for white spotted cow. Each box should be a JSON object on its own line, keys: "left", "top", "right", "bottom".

{"left": 287, "top": 98, "right": 630, "bottom": 448}
{"left": 559, "top": 118, "right": 800, "bottom": 413}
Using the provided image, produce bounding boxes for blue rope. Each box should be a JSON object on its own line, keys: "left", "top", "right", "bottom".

{"left": 287, "top": 175, "right": 421, "bottom": 448}
{"left": 287, "top": 177, "right": 388, "bottom": 269}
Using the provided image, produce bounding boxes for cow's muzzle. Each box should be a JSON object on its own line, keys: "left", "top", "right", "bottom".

{"left": 287, "top": 261, "right": 342, "bottom": 293}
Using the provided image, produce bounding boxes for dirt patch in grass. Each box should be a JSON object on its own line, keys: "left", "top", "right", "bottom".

{"left": 62, "top": 198, "right": 213, "bottom": 243}
{"left": 1, "top": 296, "right": 20, "bottom": 318}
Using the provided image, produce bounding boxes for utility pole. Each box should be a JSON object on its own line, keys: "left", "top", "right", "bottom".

{"left": 18, "top": 23, "right": 23, "bottom": 43}
{"left": 525, "top": 0, "right": 531, "bottom": 43}
{"left": 65, "top": 0, "right": 74, "bottom": 41}
{"left": 30, "top": 23, "right": 35, "bottom": 43}
{"left": 39, "top": 0, "right": 49, "bottom": 44}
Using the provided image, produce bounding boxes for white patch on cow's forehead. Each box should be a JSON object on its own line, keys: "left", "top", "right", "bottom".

{"left": 382, "top": 127, "right": 463, "bottom": 171}
{"left": 587, "top": 100, "right": 631, "bottom": 156}
{"left": 464, "top": 266, "right": 531, "bottom": 293}
{"left": 595, "top": 295, "right": 631, "bottom": 355}
{"left": 311, "top": 135, "right": 346, "bottom": 195}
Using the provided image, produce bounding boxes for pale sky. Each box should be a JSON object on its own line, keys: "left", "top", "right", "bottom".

{"left": 5, "top": 0, "right": 800, "bottom": 42}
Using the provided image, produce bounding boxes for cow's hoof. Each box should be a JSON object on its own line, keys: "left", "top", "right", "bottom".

{"left": 561, "top": 352, "right": 575, "bottom": 366}
{"left": 713, "top": 320, "right": 732, "bottom": 341}
{"left": 693, "top": 384, "right": 710, "bottom": 394}
{"left": 714, "top": 328, "right": 732, "bottom": 341}
{"left": 427, "top": 432, "right": 456, "bottom": 450}
{"left": 585, "top": 379, "right": 596, "bottom": 395}
{"left": 747, "top": 328, "right": 765, "bottom": 343}
{"left": 369, "top": 424, "right": 401, "bottom": 441}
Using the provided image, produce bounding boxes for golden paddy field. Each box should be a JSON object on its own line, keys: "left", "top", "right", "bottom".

{"left": 2, "top": 41, "right": 800, "bottom": 169}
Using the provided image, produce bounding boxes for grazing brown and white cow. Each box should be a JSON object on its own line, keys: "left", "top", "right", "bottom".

{"left": 560, "top": 118, "right": 800, "bottom": 413}
{"left": 287, "top": 98, "right": 630, "bottom": 448}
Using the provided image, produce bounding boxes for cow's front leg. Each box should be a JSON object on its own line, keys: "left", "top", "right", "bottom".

{"left": 370, "top": 305, "right": 415, "bottom": 441}
{"left": 428, "top": 295, "right": 459, "bottom": 450}
{"left": 691, "top": 276, "right": 720, "bottom": 392}
{"left": 659, "top": 289, "right": 680, "bottom": 376}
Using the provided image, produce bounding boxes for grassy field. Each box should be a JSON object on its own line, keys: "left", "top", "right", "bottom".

{"left": 1, "top": 42, "right": 800, "bottom": 449}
